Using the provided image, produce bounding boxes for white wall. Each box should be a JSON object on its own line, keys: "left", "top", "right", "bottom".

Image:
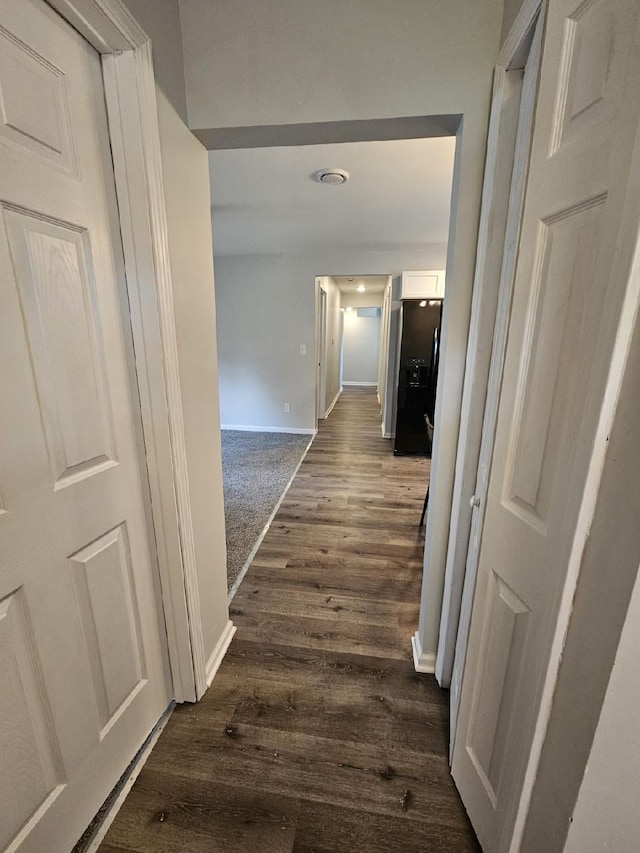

{"left": 342, "top": 309, "right": 381, "bottom": 385}
{"left": 214, "top": 248, "right": 446, "bottom": 430}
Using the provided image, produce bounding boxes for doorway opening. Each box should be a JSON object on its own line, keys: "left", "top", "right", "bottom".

{"left": 315, "top": 275, "right": 388, "bottom": 424}
{"left": 209, "top": 134, "right": 457, "bottom": 601}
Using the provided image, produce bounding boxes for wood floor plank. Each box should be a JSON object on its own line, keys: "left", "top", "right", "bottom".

{"left": 237, "top": 565, "right": 422, "bottom": 601}
{"left": 98, "top": 389, "right": 477, "bottom": 853}
{"left": 227, "top": 685, "right": 448, "bottom": 754}
{"left": 101, "top": 769, "right": 299, "bottom": 853}
{"left": 146, "top": 721, "right": 465, "bottom": 828}
{"left": 231, "top": 611, "right": 412, "bottom": 660}
{"left": 232, "top": 585, "right": 418, "bottom": 627}
{"left": 219, "top": 641, "right": 446, "bottom": 703}
{"left": 251, "top": 550, "right": 422, "bottom": 573}
{"left": 292, "top": 800, "right": 479, "bottom": 853}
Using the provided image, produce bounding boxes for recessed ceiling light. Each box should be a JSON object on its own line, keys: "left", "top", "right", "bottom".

{"left": 314, "top": 168, "right": 350, "bottom": 185}
{"left": 419, "top": 300, "right": 427, "bottom": 307}
{"left": 346, "top": 306, "right": 354, "bottom": 311}
{"left": 357, "top": 284, "right": 366, "bottom": 292}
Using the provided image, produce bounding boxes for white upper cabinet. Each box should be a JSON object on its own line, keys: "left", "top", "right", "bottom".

{"left": 400, "top": 270, "right": 446, "bottom": 300}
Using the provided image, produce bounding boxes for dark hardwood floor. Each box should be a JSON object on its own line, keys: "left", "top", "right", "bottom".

{"left": 99, "top": 388, "right": 479, "bottom": 853}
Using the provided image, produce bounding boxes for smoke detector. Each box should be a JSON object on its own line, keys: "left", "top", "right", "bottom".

{"left": 314, "top": 168, "right": 349, "bottom": 185}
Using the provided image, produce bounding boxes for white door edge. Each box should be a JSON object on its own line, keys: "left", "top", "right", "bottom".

{"left": 450, "top": 8, "right": 544, "bottom": 737}
{"left": 45, "top": 0, "right": 212, "bottom": 702}
{"left": 437, "top": 0, "right": 543, "bottom": 721}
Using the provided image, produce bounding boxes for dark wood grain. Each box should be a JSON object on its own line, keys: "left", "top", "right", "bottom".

{"left": 99, "top": 388, "right": 479, "bottom": 852}
{"left": 292, "top": 800, "right": 479, "bottom": 853}
{"left": 100, "top": 770, "right": 299, "bottom": 853}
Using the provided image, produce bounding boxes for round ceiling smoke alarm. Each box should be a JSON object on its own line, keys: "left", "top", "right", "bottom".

{"left": 314, "top": 168, "right": 350, "bottom": 185}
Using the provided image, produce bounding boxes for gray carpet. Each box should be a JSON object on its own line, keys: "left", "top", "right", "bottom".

{"left": 221, "top": 430, "right": 311, "bottom": 593}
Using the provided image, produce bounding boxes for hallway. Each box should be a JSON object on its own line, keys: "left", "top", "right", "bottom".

{"left": 99, "top": 388, "right": 479, "bottom": 852}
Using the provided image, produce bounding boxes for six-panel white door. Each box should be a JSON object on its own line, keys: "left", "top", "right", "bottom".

{"left": 452, "top": 0, "right": 640, "bottom": 849}
{"left": 0, "top": 0, "right": 171, "bottom": 850}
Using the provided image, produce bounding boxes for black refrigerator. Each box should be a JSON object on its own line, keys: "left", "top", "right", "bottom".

{"left": 393, "top": 299, "right": 442, "bottom": 455}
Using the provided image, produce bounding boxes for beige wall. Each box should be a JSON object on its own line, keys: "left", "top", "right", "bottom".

{"left": 214, "top": 254, "right": 315, "bottom": 431}
{"left": 341, "top": 291, "right": 385, "bottom": 308}
{"left": 179, "top": 0, "right": 502, "bottom": 132}
{"left": 123, "top": 0, "right": 188, "bottom": 121}
{"left": 501, "top": 0, "right": 528, "bottom": 45}
{"left": 214, "top": 248, "right": 447, "bottom": 430}
{"left": 156, "top": 91, "right": 229, "bottom": 667}
{"left": 122, "top": 0, "right": 229, "bottom": 673}
{"left": 342, "top": 309, "right": 381, "bottom": 385}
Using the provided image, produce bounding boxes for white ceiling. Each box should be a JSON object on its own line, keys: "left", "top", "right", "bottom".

{"left": 208, "top": 137, "right": 456, "bottom": 256}
{"left": 331, "top": 275, "right": 389, "bottom": 293}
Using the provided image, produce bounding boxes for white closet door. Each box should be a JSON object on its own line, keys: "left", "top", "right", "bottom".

{"left": 452, "top": 0, "right": 640, "bottom": 849}
{"left": 0, "top": 1, "right": 171, "bottom": 850}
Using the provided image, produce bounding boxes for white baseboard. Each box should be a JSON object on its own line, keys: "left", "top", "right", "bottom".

{"left": 412, "top": 632, "right": 436, "bottom": 673}
{"left": 205, "top": 619, "right": 237, "bottom": 688}
{"left": 84, "top": 704, "right": 174, "bottom": 852}
{"left": 342, "top": 381, "right": 377, "bottom": 387}
{"left": 221, "top": 424, "right": 317, "bottom": 435}
{"left": 381, "top": 423, "right": 392, "bottom": 439}
{"left": 323, "top": 388, "right": 342, "bottom": 418}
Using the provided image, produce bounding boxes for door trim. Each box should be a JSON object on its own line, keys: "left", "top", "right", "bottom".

{"left": 315, "top": 280, "right": 328, "bottom": 420}
{"left": 377, "top": 276, "right": 392, "bottom": 419}
{"left": 47, "top": 0, "right": 208, "bottom": 702}
{"left": 436, "top": 0, "right": 544, "bottom": 700}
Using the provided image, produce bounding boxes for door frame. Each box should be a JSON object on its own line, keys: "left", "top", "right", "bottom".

{"left": 377, "top": 276, "right": 392, "bottom": 417}
{"left": 47, "top": 0, "right": 208, "bottom": 703}
{"left": 315, "top": 279, "right": 328, "bottom": 420}
{"left": 435, "top": 0, "right": 544, "bottom": 704}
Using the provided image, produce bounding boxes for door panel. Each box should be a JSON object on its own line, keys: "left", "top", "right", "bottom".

{"left": 69, "top": 524, "right": 146, "bottom": 734}
{"left": 0, "top": 1, "right": 171, "bottom": 850}
{"left": 466, "top": 572, "right": 530, "bottom": 807}
{"left": 505, "top": 194, "right": 605, "bottom": 528}
{"left": 0, "top": 22, "right": 76, "bottom": 174}
{"left": 452, "top": 0, "right": 640, "bottom": 849}
{"left": 0, "top": 589, "right": 65, "bottom": 849}
{"left": 4, "top": 209, "right": 118, "bottom": 487}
